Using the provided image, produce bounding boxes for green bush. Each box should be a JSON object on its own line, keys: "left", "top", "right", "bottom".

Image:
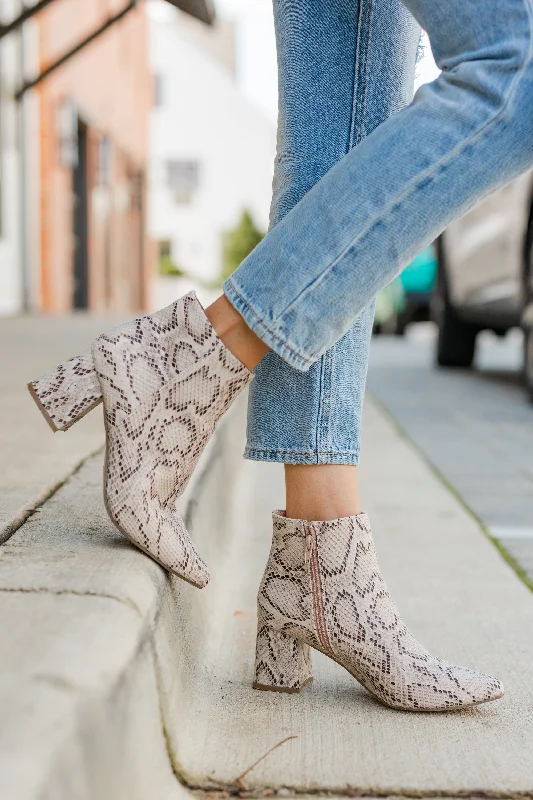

{"left": 158, "top": 252, "right": 184, "bottom": 278}
{"left": 222, "top": 210, "right": 264, "bottom": 282}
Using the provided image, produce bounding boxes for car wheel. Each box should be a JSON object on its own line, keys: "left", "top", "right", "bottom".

{"left": 381, "top": 314, "right": 400, "bottom": 336}
{"left": 525, "top": 325, "right": 533, "bottom": 402}
{"left": 433, "top": 259, "right": 478, "bottom": 368}
{"left": 394, "top": 311, "right": 409, "bottom": 337}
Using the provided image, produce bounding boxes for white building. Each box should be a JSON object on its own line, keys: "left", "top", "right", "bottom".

{"left": 0, "top": 0, "right": 40, "bottom": 316}
{"left": 147, "top": 2, "right": 276, "bottom": 302}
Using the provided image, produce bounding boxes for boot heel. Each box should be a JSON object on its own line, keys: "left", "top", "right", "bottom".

{"left": 28, "top": 352, "right": 102, "bottom": 432}
{"left": 253, "top": 623, "right": 313, "bottom": 693}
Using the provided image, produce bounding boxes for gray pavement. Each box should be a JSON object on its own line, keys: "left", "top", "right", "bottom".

{"left": 0, "top": 315, "right": 121, "bottom": 541}
{"left": 368, "top": 324, "right": 533, "bottom": 587}
{"left": 176, "top": 399, "right": 533, "bottom": 796}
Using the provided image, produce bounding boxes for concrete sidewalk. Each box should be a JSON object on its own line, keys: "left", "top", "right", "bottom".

{"left": 0, "top": 371, "right": 532, "bottom": 798}
{"left": 177, "top": 401, "right": 533, "bottom": 795}
{"left": 368, "top": 327, "right": 533, "bottom": 587}
{"left": 0, "top": 315, "right": 120, "bottom": 541}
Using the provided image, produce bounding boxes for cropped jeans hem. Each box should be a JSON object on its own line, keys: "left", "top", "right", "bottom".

{"left": 243, "top": 446, "right": 360, "bottom": 466}
{"left": 223, "top": 278, "right": 313, "bottom": 372}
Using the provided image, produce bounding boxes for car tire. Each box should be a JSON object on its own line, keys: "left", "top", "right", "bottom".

{"left": 394, "top": 311, "right": 409, "bottom": 337}
{"left": 433, "top": 254, "right": 478, "bottom": 368}
{"left": 524, "top": 325, "right": 533, "bottom": 402}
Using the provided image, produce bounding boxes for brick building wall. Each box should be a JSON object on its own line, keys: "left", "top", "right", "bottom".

{"left": 38, "top": 0, "right": 154, "bottom": 313}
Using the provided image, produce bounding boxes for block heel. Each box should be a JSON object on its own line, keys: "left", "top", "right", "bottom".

{"left": 253, "top": 623, "right": 313, "bottom": 693}
{"left": 28, "top": 351, "right": 102, "bottom": 432}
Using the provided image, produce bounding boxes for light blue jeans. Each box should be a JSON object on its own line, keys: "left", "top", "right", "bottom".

{"left": 241, "top": 0, "right": 420, "bottom": 466}
{"left": 224, "top": 0, "right": 533, "bottom": 409}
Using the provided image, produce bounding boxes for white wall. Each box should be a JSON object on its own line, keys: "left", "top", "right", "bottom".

{"left": 0, "top": 1, "right": 40, "bottom": 316}
{"left": 147, "top": 3, "right": 275, "bottom": 290}
{"left": 0, "top": 2, "right": 23, "bottom": 315}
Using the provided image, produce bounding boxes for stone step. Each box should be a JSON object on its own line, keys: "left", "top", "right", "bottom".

{"left": 1, "top": 395, "right": 532, "bottom": 798}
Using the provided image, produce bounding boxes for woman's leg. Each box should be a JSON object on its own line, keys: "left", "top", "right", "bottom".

{"left": 214, "top": 0, "right": 533, "bottom": 373}
{"left": 210, "top": 0, "right": 420, "bottom": 519}
{"left": 284, "top": 464, "right": 361, "bottom": 519}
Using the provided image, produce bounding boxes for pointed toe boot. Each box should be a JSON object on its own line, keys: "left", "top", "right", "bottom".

{"left": 28, "top": 292, "right": 252, "bottom": 587}
{"left": 253, "top": 512, "right": 504, "bottom": 711}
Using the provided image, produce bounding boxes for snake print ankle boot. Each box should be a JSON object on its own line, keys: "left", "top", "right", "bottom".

{"left": 28, "top": 292, "right": 252, "bottom": 587}
{"left": 254, "top": 512, "right": 504, "bottom": 710}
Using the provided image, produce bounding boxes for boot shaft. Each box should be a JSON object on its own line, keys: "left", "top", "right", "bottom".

{"left": 257, "top": 511, "right": 375, "bottom": 648}
{"left": 92, "top": 292, "right": 251, "bottom": 421}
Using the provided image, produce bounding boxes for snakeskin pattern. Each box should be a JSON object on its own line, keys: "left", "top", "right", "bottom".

{"left": 254, "top": 626, "right": 313, "bottom": 692}
{"left": 28, "top": 352, "right": 102, "bottom": 432}
{"left": 92, "top": 293, "right": 252, "bottom": 587}
{"left": 254, "top": 514, "right": 321, "bottom": 690}
{"left": 29, "top": 292, "right": 252, "bottom": 588}
{"left": 255, "top": 512, "right": 504, "bottom": 710}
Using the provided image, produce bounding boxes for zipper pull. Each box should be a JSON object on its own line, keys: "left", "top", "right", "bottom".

{"left": 304, "top": 523, "right": 314, "bottom": 568}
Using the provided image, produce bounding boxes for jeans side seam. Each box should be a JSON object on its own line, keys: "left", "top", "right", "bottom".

{"left": 277, "top": 6, "right": 533, "bottom": 332}
{"left": 350, "top": 0, "right": 375, "bottom": 148}
{"left": 316, "top": 347, "right": 331, "bottom": 458}
{"left": 317, "top": 0, "right": 374, "bottom": 455}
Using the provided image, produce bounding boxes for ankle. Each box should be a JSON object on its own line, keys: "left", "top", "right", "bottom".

{"left": 205, "top": 295, "right": 269, "bottom": 371}
{"left": 285, "top": 502, "right": 362, "bottom": 521}
{"left": 284, "top": 464, "right": 362, "bottom": 521}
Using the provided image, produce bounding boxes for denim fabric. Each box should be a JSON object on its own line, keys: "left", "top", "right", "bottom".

{"left": 244, "top": 0, "right": 420, "bottom": 465}
{"left": 224, "top": 0, "right": 533, "bottom": 371}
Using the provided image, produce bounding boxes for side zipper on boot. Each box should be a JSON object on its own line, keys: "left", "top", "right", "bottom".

{"left": 305, "top": 522, "right": 334, "bottom": 656}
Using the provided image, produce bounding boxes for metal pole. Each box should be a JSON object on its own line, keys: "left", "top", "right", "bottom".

{"left": 15, "top": 0, "right": 138, "bottom": 99}
{"left": 0, "top": 0, "right": 56, "bottom": 40}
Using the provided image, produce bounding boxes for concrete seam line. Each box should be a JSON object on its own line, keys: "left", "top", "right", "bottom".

{"left": 367, "top": 391, "right": 533, "bottom": 595}
{"left": 0, "top": 444, "right": 105, "bottom": 545}
{"left": 0, "top": 584, "right": 144, "bottom": 618}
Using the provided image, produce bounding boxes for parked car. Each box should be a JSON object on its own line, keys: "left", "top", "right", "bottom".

{"left": 374, "top": 245, "right": 437, "bottom": 335}
{"left": 433, "top": 169, "right": 533, "bottom": 400}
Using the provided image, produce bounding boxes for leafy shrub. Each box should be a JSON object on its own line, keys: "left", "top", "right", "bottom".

{"left": 222, "top": 210, "right": 264, "bottom": 282}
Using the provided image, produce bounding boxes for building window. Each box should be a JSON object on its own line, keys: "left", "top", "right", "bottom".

{"left": 166, "top": 160, "right": 200, "bottom": 204}
{"left": 153, "top": 74, "right": 164, "bottom": 107}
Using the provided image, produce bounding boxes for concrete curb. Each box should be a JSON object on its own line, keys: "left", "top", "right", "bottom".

{"left": 0, "top": 444, "right": 104, "bottom": 545}
{"left": 1, "top": 394, "right": 533, "bottom": 799}
{"left": 0, "top": 396, "right": 248, "bottom": 800}
{"left": 1, "top": 314, "right": 114, "bottom": 545}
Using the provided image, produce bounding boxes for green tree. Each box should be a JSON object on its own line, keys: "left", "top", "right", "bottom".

{"left": 222, "top": 210, "right": 264, "bottom": 282}
{"left": 158, "top": 241, "right": 184, "bottom": 277}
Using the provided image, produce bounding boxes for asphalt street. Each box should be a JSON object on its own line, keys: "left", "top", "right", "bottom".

{"left": 368, "top": 323, "right": 533, "bottom": 586}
